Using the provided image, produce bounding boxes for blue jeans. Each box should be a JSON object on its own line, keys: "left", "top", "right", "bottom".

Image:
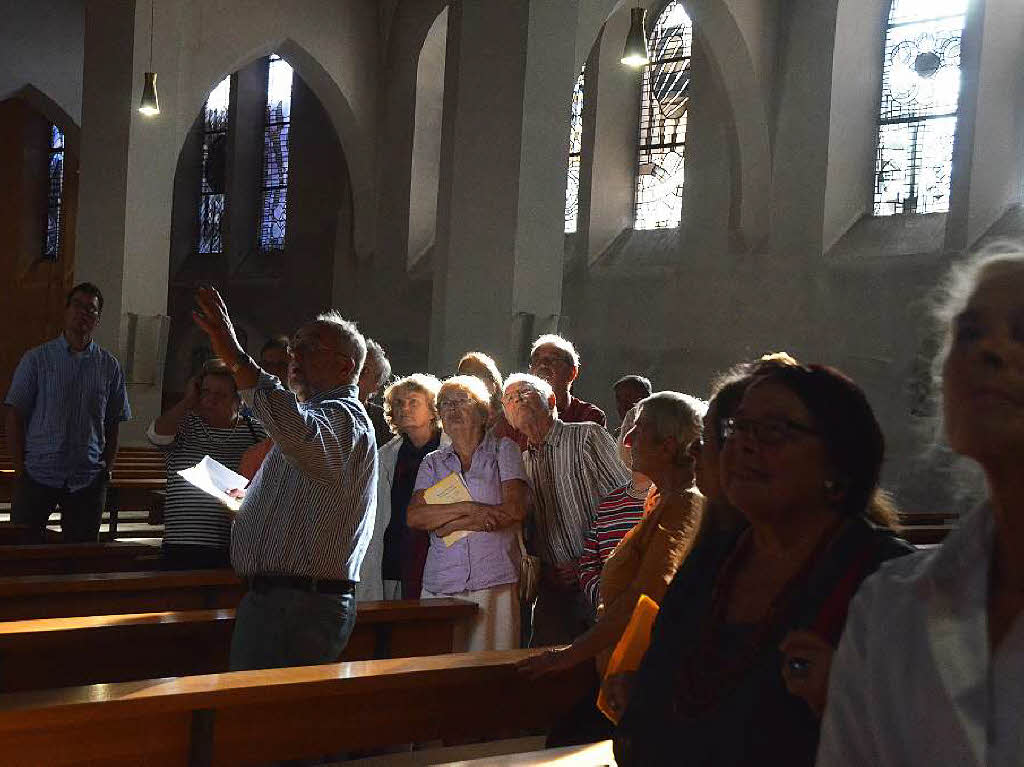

{"left": 229, "top": 586, "right": 357, "bottom": 671}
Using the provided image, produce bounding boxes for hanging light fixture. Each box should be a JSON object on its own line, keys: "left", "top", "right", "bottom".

{"left": 138, "top": 0, "right": 160, "bottom": 116}
{"left": 621, "top": 6, "right": 650, "bottom": 68}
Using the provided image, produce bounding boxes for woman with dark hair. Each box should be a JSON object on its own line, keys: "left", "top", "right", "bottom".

{"left": 613, "top": 363, "right": 913, "bottom": 766}
{"left": 818, "top": 246, "right": 1024, "bottom": 766}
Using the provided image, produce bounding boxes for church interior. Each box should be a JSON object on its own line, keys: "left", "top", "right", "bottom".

{"left": 0, "top": 0, "right": 1022, "bottom": 763}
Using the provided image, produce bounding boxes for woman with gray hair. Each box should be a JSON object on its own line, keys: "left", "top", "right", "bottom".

{"left": 818, "top": 245, "right": 1024, "bottom": 766}
{"left": 517, "top": 392, "right": 706, "bottom": 739}
{"left": 357, "top": 373, "right": 444, "bottom": 602}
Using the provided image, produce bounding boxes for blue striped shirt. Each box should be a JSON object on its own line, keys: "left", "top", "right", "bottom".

{"left": 4, "top": 335, "right": 130, "bottom": 491}
{"left": 231, "top": 373, "right": 378, "bottom": 581}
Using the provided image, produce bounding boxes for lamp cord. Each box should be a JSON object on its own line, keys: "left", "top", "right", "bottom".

{"left": 149, "top": 0, "right": 154, "bottom": 67}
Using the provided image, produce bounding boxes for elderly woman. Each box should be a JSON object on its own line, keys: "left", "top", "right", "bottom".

{"left": 518, "top": 392, "right": 706, "bottom": 740}
{"left": 818, "top": 248, "right": 1024, "bottom": 766}
{"left": 613, "top": 364, "right": 913, "bottom": 766}
{"left": 358, "top": 373, "right": 444, "bottom": 602}
{"left": 148, "top": 358, "right": 267, "bottom": 569}
{"left": 407, "top": 375, "right": 529, "bottom": 650}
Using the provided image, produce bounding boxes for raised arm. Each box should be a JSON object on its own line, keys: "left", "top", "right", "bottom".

{"left": 152, "top": 377, "right": 199, "bottom": 438}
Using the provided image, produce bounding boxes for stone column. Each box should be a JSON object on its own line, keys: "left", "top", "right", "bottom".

{"left": 429, "top": 0, "right": 579, "bottom": 374}
{"left": 76, "top": 0, "right": 182, "bottom": 441}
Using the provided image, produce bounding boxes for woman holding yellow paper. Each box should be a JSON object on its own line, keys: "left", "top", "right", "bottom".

{"left": 407, "top": 375, "right": 529, "bottom": 651}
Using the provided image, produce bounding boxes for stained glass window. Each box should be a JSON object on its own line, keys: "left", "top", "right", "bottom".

{"left": 564, "top": 66, "right": 585, "bottom": 234}
{"left": 198, "top": 75, "right": 231, "bottom": 254}
{"left": 874, "top": 0, "right": 968, "bottom": 216}
{"left": 634, "top": 1, "right": 692, "bottom": 230}
{"left": 42, "top": 124, "right": 65, "bottom": 261}
{"left": 258, "top": 55, "right": 293, "bottom": 252}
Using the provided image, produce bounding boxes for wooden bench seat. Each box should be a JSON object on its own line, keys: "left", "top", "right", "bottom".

{"left": 0, "top": 569, "right": 243, "bottom": 620}
{"left": 0, "top": 541, "right": 159, "bottom": 576}
{"left": 0, "top": 598, "right": 478, "bottom": 692}
{"left": 0, "top": 649, "right": 592, "bottom": 766}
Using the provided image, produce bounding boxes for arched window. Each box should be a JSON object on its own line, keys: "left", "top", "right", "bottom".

{"left": 874, "top": 0, "right": 968, "bottom": 216}
{"left": 634, "top": 1, "right": 692, "bottom": 230}
{"left": 43, "top": 124, "right": 65, "bottom": 261}
{"left": 564, "top": 66, "right": 585, "bottom": 234}
{"left": 258, "top": 54, "right": 294, "bottom": 252}
{"left": 198, "top": 75, "right": 230, "bottom": 254}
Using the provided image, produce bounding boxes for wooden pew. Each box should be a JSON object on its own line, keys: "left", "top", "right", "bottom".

{"left": 0, "top": 649, "right": 593, "bottom": 766}
{"left": 0, "top": 569, "right": 243, "bottom": 620}
{"left": 0, "top": 599, "right": 478, "bottom": 692}
{"left": 0, "top": 542, "right": 159, "bottom": 576}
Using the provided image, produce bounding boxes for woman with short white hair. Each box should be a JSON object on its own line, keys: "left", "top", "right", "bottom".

{"left": 408, "top": 375, "right": 530, "bottom": 650}
{"left": 518, "top": 391, "right": 706, "bottom": 742}
{"left": 818, "top": 245, "right": 1024, "bottom": 766}
{"left": 357, "top": 373, "right": 443, "bottom": 602}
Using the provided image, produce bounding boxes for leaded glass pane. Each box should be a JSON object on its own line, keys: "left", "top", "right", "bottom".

{"left": 873, "top": 0, "right": 967, "bottom": 216}
{"left": 43, "top": 124, "right": 65, "bottom": 261}
{"left": 635, "top": 0, "right": 692, "bottom": 230}
{"left": 564, "top": 66, "right": 585, "bottom": 234}
{"left": 198, "top": 75, "right": 231, "bottom": 254}
{"left": 259, "top": 55, "right": 293, "bottom": 252}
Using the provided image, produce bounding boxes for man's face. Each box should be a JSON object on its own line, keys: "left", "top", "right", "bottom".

{"left": 529, "top": 343, "right": 577, "bottom": 392}
{"left": 260, "top": 347, "right": 289, "bottom": 381}
{"left": 358, "top": 358, "right": 382, "bottom": 403}
{"left": 614, "top": 383, "right": 648, "bottom": 421}
{"left": 502, "top": 381, "right": 552, "bottom": 431}
{"left": 64, "top": 290, "right": 101, "bottom": 338}
{"left": 289, "top": 323, "right": 352, "bottom": 401}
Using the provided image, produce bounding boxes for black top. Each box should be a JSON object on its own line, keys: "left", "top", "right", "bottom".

{"left": 381, "top": 434, "right": 440, "bottom": 591}
{"left": 614, "top": 515, "right": 913, "bottom": 767}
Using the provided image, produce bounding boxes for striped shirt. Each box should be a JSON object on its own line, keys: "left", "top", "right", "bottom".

{"left": 4, "top": 335, "right": 130, "bottom": 491}
{"left": 577, "top": 484, "right": 648, "bottom": 607}
{"left": 522, "top": 419, "right": 630, "bottom": 564}
{"left": 231, "top": 373, "right": 378, "bottom": 581}
{"left": 147, "top": 412, "right": 266, "bottom": 549}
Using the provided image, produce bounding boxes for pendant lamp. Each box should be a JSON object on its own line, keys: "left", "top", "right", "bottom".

{"left": 621, "top": 7, "right": 650, "bottom": 68}
{"left": 138, "top": 1, "right": 160, "bottom": 115}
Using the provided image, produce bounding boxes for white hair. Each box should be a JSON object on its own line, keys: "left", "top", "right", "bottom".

{"left": 313, "top": 310, "right": 367, "bottom": 375}
{"left": 636, "top": 391, "right": 708, "bottom": 466}
{"left": 530, "top": 334, "right": 580, "bottom": 369}
{"left": 503, "top": 372, "right": 556, "bottom": 414}
{"left": 363, "top": 338, "right": 392, "bottom": 389}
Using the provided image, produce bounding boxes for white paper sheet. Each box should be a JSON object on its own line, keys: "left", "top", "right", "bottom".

{"left": 177, "top": 455, "right": 249, "bottom": 511}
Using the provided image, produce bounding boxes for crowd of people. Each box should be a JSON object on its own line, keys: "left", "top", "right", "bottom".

{"left": 3, "top": 240, "right": 1023, "bottom": 765}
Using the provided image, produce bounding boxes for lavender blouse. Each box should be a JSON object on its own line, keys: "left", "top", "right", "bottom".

{"left": 414, "top": 431, "right": 528, "bottom": 594}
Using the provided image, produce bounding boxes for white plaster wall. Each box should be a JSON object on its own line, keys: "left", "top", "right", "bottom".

{"left": 960, "top": 0, "right": 1024, "bottom": 245}
{"left": 822, "top": 0, "right": 887, "bottom": 252}
{"left": 0, "top": 0, "right": 85, "bottom": 123}
{"left": 407, "top": 7, "right": 447, "bottom": 269}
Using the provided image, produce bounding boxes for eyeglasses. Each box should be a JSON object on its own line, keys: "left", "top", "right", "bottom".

{"left": 69, "top": 299, "right": 100, "bottom": 317}
{"left": 502, "top": 389, "right": 537, "bottom": 405}
{"left": 721, "top": 416, "right": 819, "bottom": 446}
{"left": 289, "top": 337, "right": 343, "bottom": 357}
{"left": 438, "top": 397, "right": 474, "bottom": 412}
{"left": 530, "top": 354, "right": 571, "bottom": 369}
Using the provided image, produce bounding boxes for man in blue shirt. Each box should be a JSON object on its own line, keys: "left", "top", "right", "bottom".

{"left": 4, "top": 283, "right": 131, "bottom": 542}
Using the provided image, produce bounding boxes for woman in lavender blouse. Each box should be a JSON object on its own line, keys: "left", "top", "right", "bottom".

{"left": 407, "top": 375, "right": 530, "bottom": 651}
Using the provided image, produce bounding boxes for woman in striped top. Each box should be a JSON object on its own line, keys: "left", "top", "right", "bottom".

{"left": 148, "top": 359, "right": 267, "bottom": 569}
{"left": 577, "top": 480, "right": 650, "bottom": 611}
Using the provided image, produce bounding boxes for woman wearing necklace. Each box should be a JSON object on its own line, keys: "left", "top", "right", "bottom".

{"left": 149, "top": 358, "right": 266, "bottom": 569}
{"left": 613, "top": 364, "right": 913, "bottom": 766}
{"left": 516, "top": 392, "right": 707, "bottom": 743}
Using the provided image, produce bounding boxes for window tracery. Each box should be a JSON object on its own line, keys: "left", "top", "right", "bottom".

{"left": 565, "top": 66, "right": 585, "bottom": 234}
{"left": 258, "top": 54, "right": 293, "bottom": 252}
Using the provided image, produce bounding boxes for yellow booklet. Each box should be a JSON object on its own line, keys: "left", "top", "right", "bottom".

{"left": 424, "top": 472, "right": 473, "bottom": 547}
{"left": 597, "top": 594, "right": 660, "bottom": 724}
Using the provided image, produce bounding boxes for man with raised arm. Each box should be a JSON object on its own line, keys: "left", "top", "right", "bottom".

{"left": 192, "top": 287, "right": 377, "bottom": 670}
